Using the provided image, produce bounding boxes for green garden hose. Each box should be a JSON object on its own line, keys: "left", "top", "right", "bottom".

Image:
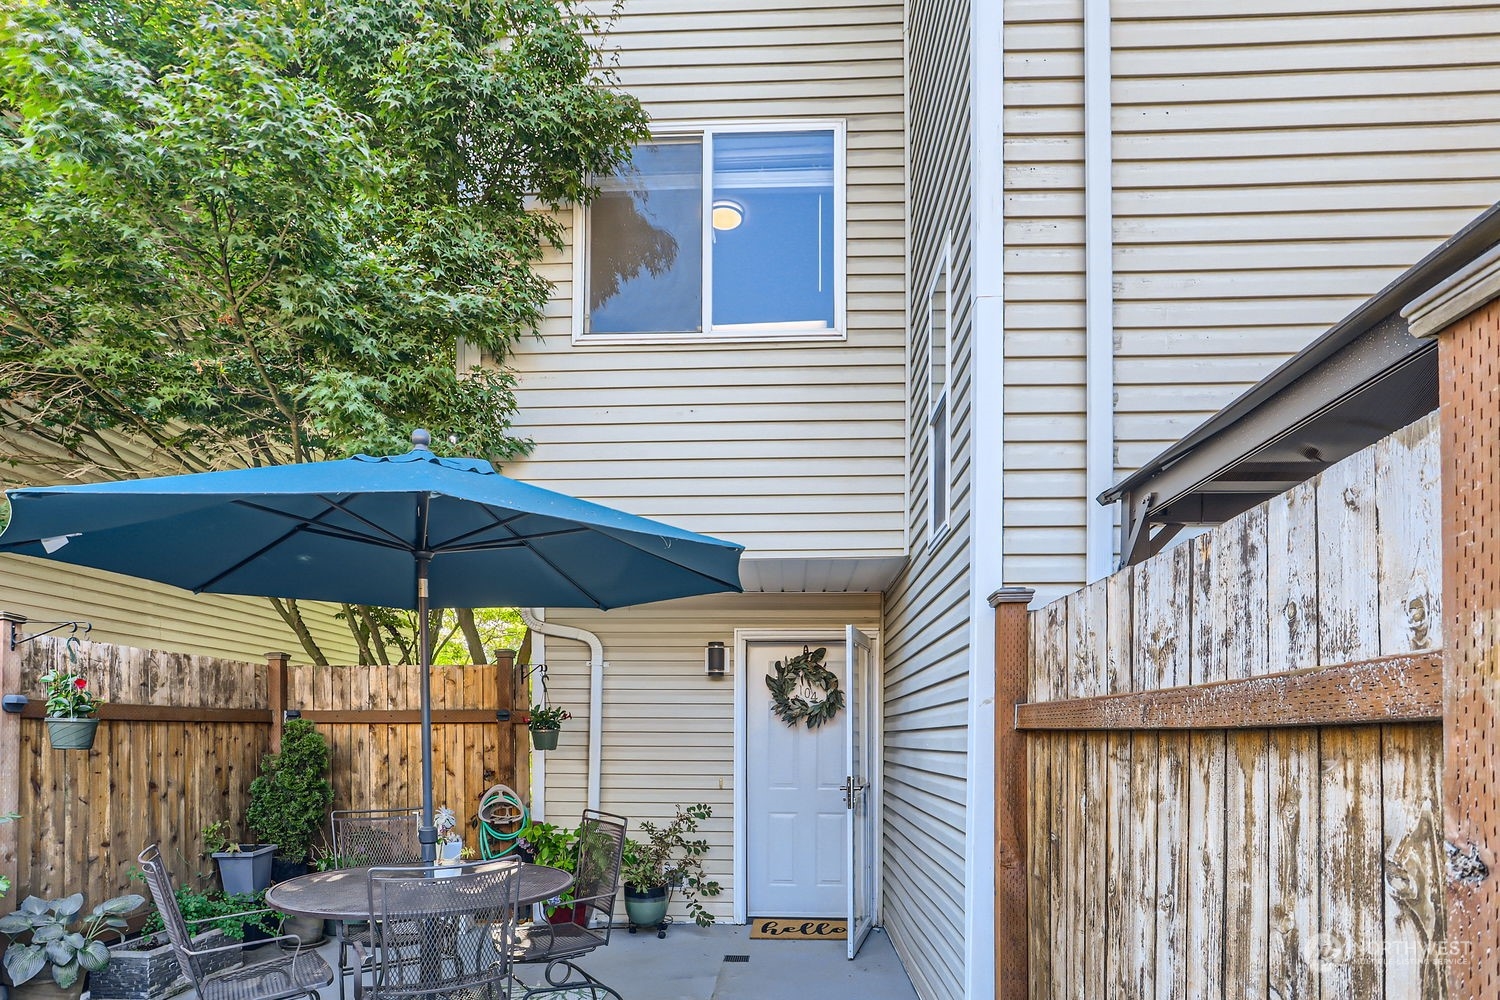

{"left": 477, "top": 783, "right": 529, "bottom": 859}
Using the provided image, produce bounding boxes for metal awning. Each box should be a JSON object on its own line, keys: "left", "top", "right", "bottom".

{"left": 1101, "top": 201, "right": 1500, "bottom": 567}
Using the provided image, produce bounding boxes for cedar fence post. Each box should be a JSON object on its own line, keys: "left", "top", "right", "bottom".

{"left": 991, "top": 587, "right": 1034, "bottom": 1000}
{"left": 492, "top": 648, "right": 524, "bottom": 803}
{"left": 266, "top": 652, "right": 289, "bottom": 754}
{"left": 1421, "top": 284, "right": 1500, "bottom": 998}
{"left": 0, "top": 611, "right": 24, "bottom": 899}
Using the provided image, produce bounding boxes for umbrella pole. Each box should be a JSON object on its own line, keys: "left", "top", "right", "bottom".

{"left": 417, "top": 519, "right": 437, "bottom": 862}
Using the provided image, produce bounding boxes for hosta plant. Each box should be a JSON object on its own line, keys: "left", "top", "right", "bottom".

{"left": 0, "top": 892, "right": 144, "bottom": 987}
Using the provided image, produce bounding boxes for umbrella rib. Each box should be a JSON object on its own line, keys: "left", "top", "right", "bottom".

{"left": 234, "top": 496, "right": 414, "bottom": 549}
{"left": 436, "top": 526, "right": 589, "bottom": 554}
{"left": 471, "top": 509, "right": 609, "bottom": 608}
{"left": 193, "top": 520, "right": 317, "bottom": 593}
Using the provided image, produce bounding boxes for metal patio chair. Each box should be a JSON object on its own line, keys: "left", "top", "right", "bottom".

{"left": 352, "top": 858, "right": 523, "bottom": 1000}
{"left": 330, "top": 806, "right": 422, "bottom": 1000}
{"left": 137, "top": 844, "right": 333, "bottom": 1000}
{"left": 512, "top": 809, "right": 627, "bottom": 1000}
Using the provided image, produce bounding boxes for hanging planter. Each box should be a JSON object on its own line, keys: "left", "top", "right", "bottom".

{"left": 527, "top": 702, "right": 569, "bottom": 752}
{"left": 39, "top": 664, "right": 104, "bottom": 751}
{"left": 44, "top": 717, "right": 100, "bottom": 750}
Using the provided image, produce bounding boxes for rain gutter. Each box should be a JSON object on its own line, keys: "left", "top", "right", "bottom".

{"left": 521, "top": 609, "right": 605, "bottom": 814}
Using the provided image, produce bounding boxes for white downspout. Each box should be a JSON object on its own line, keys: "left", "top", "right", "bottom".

{"left": 1084, "top": 0, "right": 1116, "bottom": 582}
{"left": 520, "top": 609, "right": 605, "bottom": 813}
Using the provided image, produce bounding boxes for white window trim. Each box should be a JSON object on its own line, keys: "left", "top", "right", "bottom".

{"left": 572, "top": 119, "right": 848, "bottom": 346}
{"left": 927, "top": 242, "right": 953, "bottom": 542}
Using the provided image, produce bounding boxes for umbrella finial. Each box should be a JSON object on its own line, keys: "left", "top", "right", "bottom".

{"left": 411, "top": 429, "right": 432, "bottom": 451}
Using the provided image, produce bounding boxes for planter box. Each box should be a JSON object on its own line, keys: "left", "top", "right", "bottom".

{"left": 212, "top": 845, "right": 276, "bottom": 896}
{"left": 89, "top": 930, "right": 241, "bottom": 1000}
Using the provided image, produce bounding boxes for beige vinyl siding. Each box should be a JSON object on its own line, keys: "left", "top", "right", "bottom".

{"left": 0, "top": 555, "right": 359, "bottom": 663}
{"left": 1111, "top": 1, "right": 1500, "bottom": 475}
{"left": 533, "top": 592, "right": 881, "bottom": 924}
{"left": 879, "top": 2, "right": 974, "bottom": 998}
{"left": 1003, "top": 1, "right": 1088, "bottom": 598}
{"left": 998, "top": 0, "right": 1500, "bottom": 598}
{"left": 503, "top": 1, "right": 906, "bottom": 561}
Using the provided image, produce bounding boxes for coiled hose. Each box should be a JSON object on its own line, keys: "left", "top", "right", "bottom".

{"left": 477, "top": 783, "right": 530, "bottom": 859}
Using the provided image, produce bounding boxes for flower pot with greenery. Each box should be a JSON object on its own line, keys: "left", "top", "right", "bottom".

{"left": 90, "top": 878, "right": 261, "bottom": 1000}
{"left": 0, "top": 892, "right": 144, "bottom": 1000}
{"left": 201, "top": 821, "right": 276, "bottom": 897}
{"left": 621, "top": 803, "right": 722, "bottom": 931}
{"left": 515, "top": 822, "right": 585, "bottom": 924}
{"left": 38, "top": 669, "right": 103, "bottom": 750}
{"left": 245, "top": 719, "right": 332, "bottom": 882}
{"left": 527, "top": 704, "right": 570, "bottom": 751}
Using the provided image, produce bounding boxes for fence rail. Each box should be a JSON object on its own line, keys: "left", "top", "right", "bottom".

{"left": 0, "top": 633, "right": 525, "bottom": 905}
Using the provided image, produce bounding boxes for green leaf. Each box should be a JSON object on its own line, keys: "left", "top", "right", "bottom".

{"left": 3, "top": 943, "right": 47, "bottom": 986}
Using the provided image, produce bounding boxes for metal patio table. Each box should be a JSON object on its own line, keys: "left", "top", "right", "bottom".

{"left": 265, "top": 863, "right": 574, "bottom": 921}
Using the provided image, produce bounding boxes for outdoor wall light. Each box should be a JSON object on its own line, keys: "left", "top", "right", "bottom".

{"left": 711, "top": 199, "right": 744, "bottom": 232}
{"left": 705, "top": 641, "right": 727, "bottom": 677}
{"left": 2, "top": 694, "right": 27, "bottom": 714}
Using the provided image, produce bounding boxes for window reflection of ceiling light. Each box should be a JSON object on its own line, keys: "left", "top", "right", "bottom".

{"left": 711, "top": 199, "right": 744, "bottom": 231}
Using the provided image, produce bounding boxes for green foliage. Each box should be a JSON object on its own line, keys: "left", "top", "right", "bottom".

{"left": 246, "top": 719, "right": 333, "bottom": 864}
{"left": 621, "top": 803, "right": 722, "bottom": 927}
{"left": 38, "top": 669, "right": 103, "bottom": 719}
{"left": 137, "top": 886, "right": 276, "bottom": 945}
{"left": 0, "top": 892, "right": 144, "bottom": 987}
{"left": 526, "top": 703, "right": 570, "bottom": 731}
{"left": 0, "top": 0, "right": 647, "bottom": 663}
{"left": 0, "top": 812, "right": 14, "bottom": 899}
{"left": 200, "top": 820, "right": 239, "bottom": 856}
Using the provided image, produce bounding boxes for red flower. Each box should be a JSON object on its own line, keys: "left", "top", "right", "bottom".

{"left": 74, "top": 677, "right": 87, "bottom": 690}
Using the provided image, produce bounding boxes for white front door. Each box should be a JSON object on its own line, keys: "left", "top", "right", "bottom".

{"left": 746, "top": 639, "right": 847, "bottom": 916}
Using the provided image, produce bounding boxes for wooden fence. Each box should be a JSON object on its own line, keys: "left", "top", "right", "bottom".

{"left": 1009, "top": 411, "right": 1447, "bottom": 999}
{"left": 0, "top": 632, "right": 526, "bottom": 905}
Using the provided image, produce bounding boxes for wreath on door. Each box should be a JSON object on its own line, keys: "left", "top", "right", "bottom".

{"left": 765, "top": 646, "right": 845, "bottom": 729}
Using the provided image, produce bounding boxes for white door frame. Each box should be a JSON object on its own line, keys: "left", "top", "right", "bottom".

{"left": 732, "top": 627, "right": 883, "bottom": 925}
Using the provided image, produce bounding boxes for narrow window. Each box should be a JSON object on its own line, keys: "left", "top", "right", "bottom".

{"left": 928, "top": 252, "right": 951, "bottom": 539}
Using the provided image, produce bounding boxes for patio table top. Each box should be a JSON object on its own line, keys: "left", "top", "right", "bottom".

{"left": 264, "top": 862, "right": 572, "bottom": 921}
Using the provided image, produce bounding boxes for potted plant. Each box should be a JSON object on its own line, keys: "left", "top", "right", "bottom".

{"left": 0, "top": 892, "right": 144, "bottom": 1000}
{"left": 515, "top": 822, "right": 584, "bottom": 924}
{"left": 37, "top": 669, "right": 103, "bottom": 750}
{"left": 90, "top": 880, "right": 257, "bottom": 1000}
{"left": 433, "top": 807, "right": 466, "bottom": 864}
{"left": 621, "top": 803, "right": 722, "bottom": 930}
{"left": 526, "top": 704, "right": 570, "bottom": 751}
{"left": 245, "top": 719, "right": 332, "bottom": 882}
{"left": 202, "top": 821, "right": 276, "bottom": 897}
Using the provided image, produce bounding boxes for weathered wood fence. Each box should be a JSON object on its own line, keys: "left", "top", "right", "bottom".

{"left": 0, "top": 632, "right": 527, "bottom": 905}
{"left": 1007, "top": 411, "right": 1448, "bottom": 999}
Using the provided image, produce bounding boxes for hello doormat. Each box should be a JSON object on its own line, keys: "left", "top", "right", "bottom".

{"left": 749, "top": 917, "right": 847, "bottom": 940}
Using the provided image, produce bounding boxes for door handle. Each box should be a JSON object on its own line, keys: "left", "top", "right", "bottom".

{"left": 842, "top": 776, "right": 866, "bottom": 809}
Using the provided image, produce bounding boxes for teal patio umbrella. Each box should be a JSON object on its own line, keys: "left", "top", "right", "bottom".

{"left": 0, "top": 430, "right": 744, "bottom": 859}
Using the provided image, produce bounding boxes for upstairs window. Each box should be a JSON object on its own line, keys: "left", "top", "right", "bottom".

{"left": 581, "top": 124, "right": 844, "bottom": 342}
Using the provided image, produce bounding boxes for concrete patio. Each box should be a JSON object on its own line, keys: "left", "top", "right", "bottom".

{"left": 285, "top": 922, "right": 918, "bottom": 1000}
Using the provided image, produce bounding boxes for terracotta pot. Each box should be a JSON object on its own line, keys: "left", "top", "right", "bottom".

{"left": 6, "top": 975, "right": 85, "bottom": 1000}
{"left": 545, "top": 903, "right": 588, "bottom": 926}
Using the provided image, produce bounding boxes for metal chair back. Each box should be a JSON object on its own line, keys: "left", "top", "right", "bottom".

{"left": 332, "top": 807, "right": 421, "bottom": 867}
{"left": 136, "top": 843, "right": 213, "bottom": 988}
{"left": 571, "top": 810, "right": 627, "bottom": 938}
{"left": 363, "top": 859, "right": 523, "bottom": 999}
